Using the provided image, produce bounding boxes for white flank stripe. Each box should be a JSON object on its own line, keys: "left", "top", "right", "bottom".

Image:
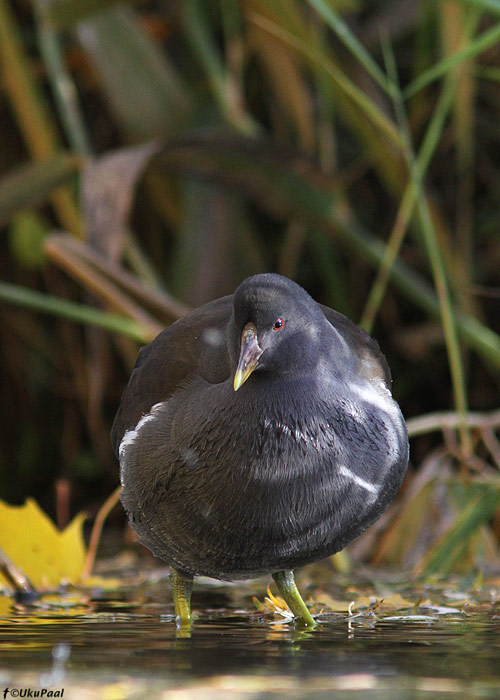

{"left": 339, "top": 465, "right": 379, "bottom": 495}
{"left": 350, "top": 380, "right": 394, "bottom": 414}
{"left": 118, "top": 401, "right": 165, "bottom": 461}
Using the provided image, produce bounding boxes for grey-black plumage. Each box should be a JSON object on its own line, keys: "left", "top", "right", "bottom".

{"left": 112, "top": 273, "right": 408, "bottom": 627}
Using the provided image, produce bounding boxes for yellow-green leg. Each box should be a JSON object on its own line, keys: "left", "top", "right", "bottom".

{"left": 272, "top": 570, "right": 316, "bottom": 627}
{"left": 170, "top": 568, "right": 193, "bottom": 629}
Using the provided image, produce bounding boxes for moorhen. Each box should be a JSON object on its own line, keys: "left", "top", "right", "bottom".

{"left": 112, "top": 274, "right": 408, "bottom": 627}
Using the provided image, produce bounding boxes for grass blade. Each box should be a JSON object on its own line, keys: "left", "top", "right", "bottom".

{"left": 0, "top": 0, "right": 82, "bottom": 235}
{"left": 418, "top": 483, "right": 500, "bottom": 576}
{"left": 184, "top": 0, "right": 257, "bottom": 134}
{"left": 306, "top": 0, "right": 397, "bottom": 98}
{"left": 46, "top": 0, "right": 134, "bottom": 29}
{"left": 378, "top": 37, "right": 471, "bottom": 453}
{"left": 458, "top": 0, "right": 500, "bottom": 15}
{"left": 404, "top": 20, "right": 500, "bottom": 98}
{"left": 246, "top": 9, "right": 403, "bottom": 150}
{"left": 35, "top": 0, "right": 92, "bottom": 155}
{"left": 0, "top": 281, "right": 150, "bottom": 342}
{"left": 0, "top": 155, "right": 80, "bottom": 228}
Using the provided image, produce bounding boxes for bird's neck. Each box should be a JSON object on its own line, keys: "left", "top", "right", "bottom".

{"left": 234, "top": 371, "right": 330, "bottom": 417}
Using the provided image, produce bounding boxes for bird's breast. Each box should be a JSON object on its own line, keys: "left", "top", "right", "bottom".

{"left": 171, "top": 378, "right": 405, "bottom": 488}
{"left": 119, "top": 376, "right": 407, "bottom": 578}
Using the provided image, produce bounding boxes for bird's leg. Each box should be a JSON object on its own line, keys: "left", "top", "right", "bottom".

{"left": 272, "top": 570, "right": 316, "bottom": 627}
{"left": 170, "top": 568, "right": 193, "bottom": 629}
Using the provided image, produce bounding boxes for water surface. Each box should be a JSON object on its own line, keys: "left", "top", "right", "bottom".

{"left": 1, "top": 570, "right": 499, "bottom": 698}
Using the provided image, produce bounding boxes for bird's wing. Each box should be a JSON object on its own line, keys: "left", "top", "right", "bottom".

{"left": 319, "top": 304, "right": 392, "bottom": 388}
{"left": 111, "top": 295, "right": 233, "bottom": 456}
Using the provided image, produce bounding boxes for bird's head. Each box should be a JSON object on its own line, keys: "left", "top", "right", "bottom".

{"left": 229, "top": 274, "right": 327, "bottom": 391}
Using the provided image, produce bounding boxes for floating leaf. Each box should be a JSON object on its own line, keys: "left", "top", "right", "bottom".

{"left": 0, "top": 499, "right": 86, "bottom": 590}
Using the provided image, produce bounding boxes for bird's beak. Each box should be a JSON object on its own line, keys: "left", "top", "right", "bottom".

{"left": 233, "top": 322, "right": 263, "bottom": 391}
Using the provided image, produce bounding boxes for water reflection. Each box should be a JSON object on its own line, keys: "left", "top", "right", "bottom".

{"left": 0, "top": 584, "right": 499, "bottom": 698}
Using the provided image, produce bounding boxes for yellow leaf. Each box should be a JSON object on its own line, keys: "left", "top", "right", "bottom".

{"left": 0, "top": 498, "right": 86, "bottom": 590}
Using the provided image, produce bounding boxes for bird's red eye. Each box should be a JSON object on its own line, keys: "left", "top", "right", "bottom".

{"left": 273, "top": 318, "right": 284, "bottom": 331}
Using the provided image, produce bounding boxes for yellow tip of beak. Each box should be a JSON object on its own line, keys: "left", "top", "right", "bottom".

{"left": 233, "top": 323, "right": 263, "bottom": 391}
{"left": 233, "top": 367, "right": 250, "bottom": 392}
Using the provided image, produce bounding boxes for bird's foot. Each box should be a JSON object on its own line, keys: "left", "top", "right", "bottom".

{"left": 170, "top": 568, "right": 194, "bottom": 630}
{"left": 272, "top": 570, "right": 317, "bottom": 628}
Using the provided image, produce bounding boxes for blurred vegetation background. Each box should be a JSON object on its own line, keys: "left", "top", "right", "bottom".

{"left": 1, "top": 0, "right": 500, "bottom": 575}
